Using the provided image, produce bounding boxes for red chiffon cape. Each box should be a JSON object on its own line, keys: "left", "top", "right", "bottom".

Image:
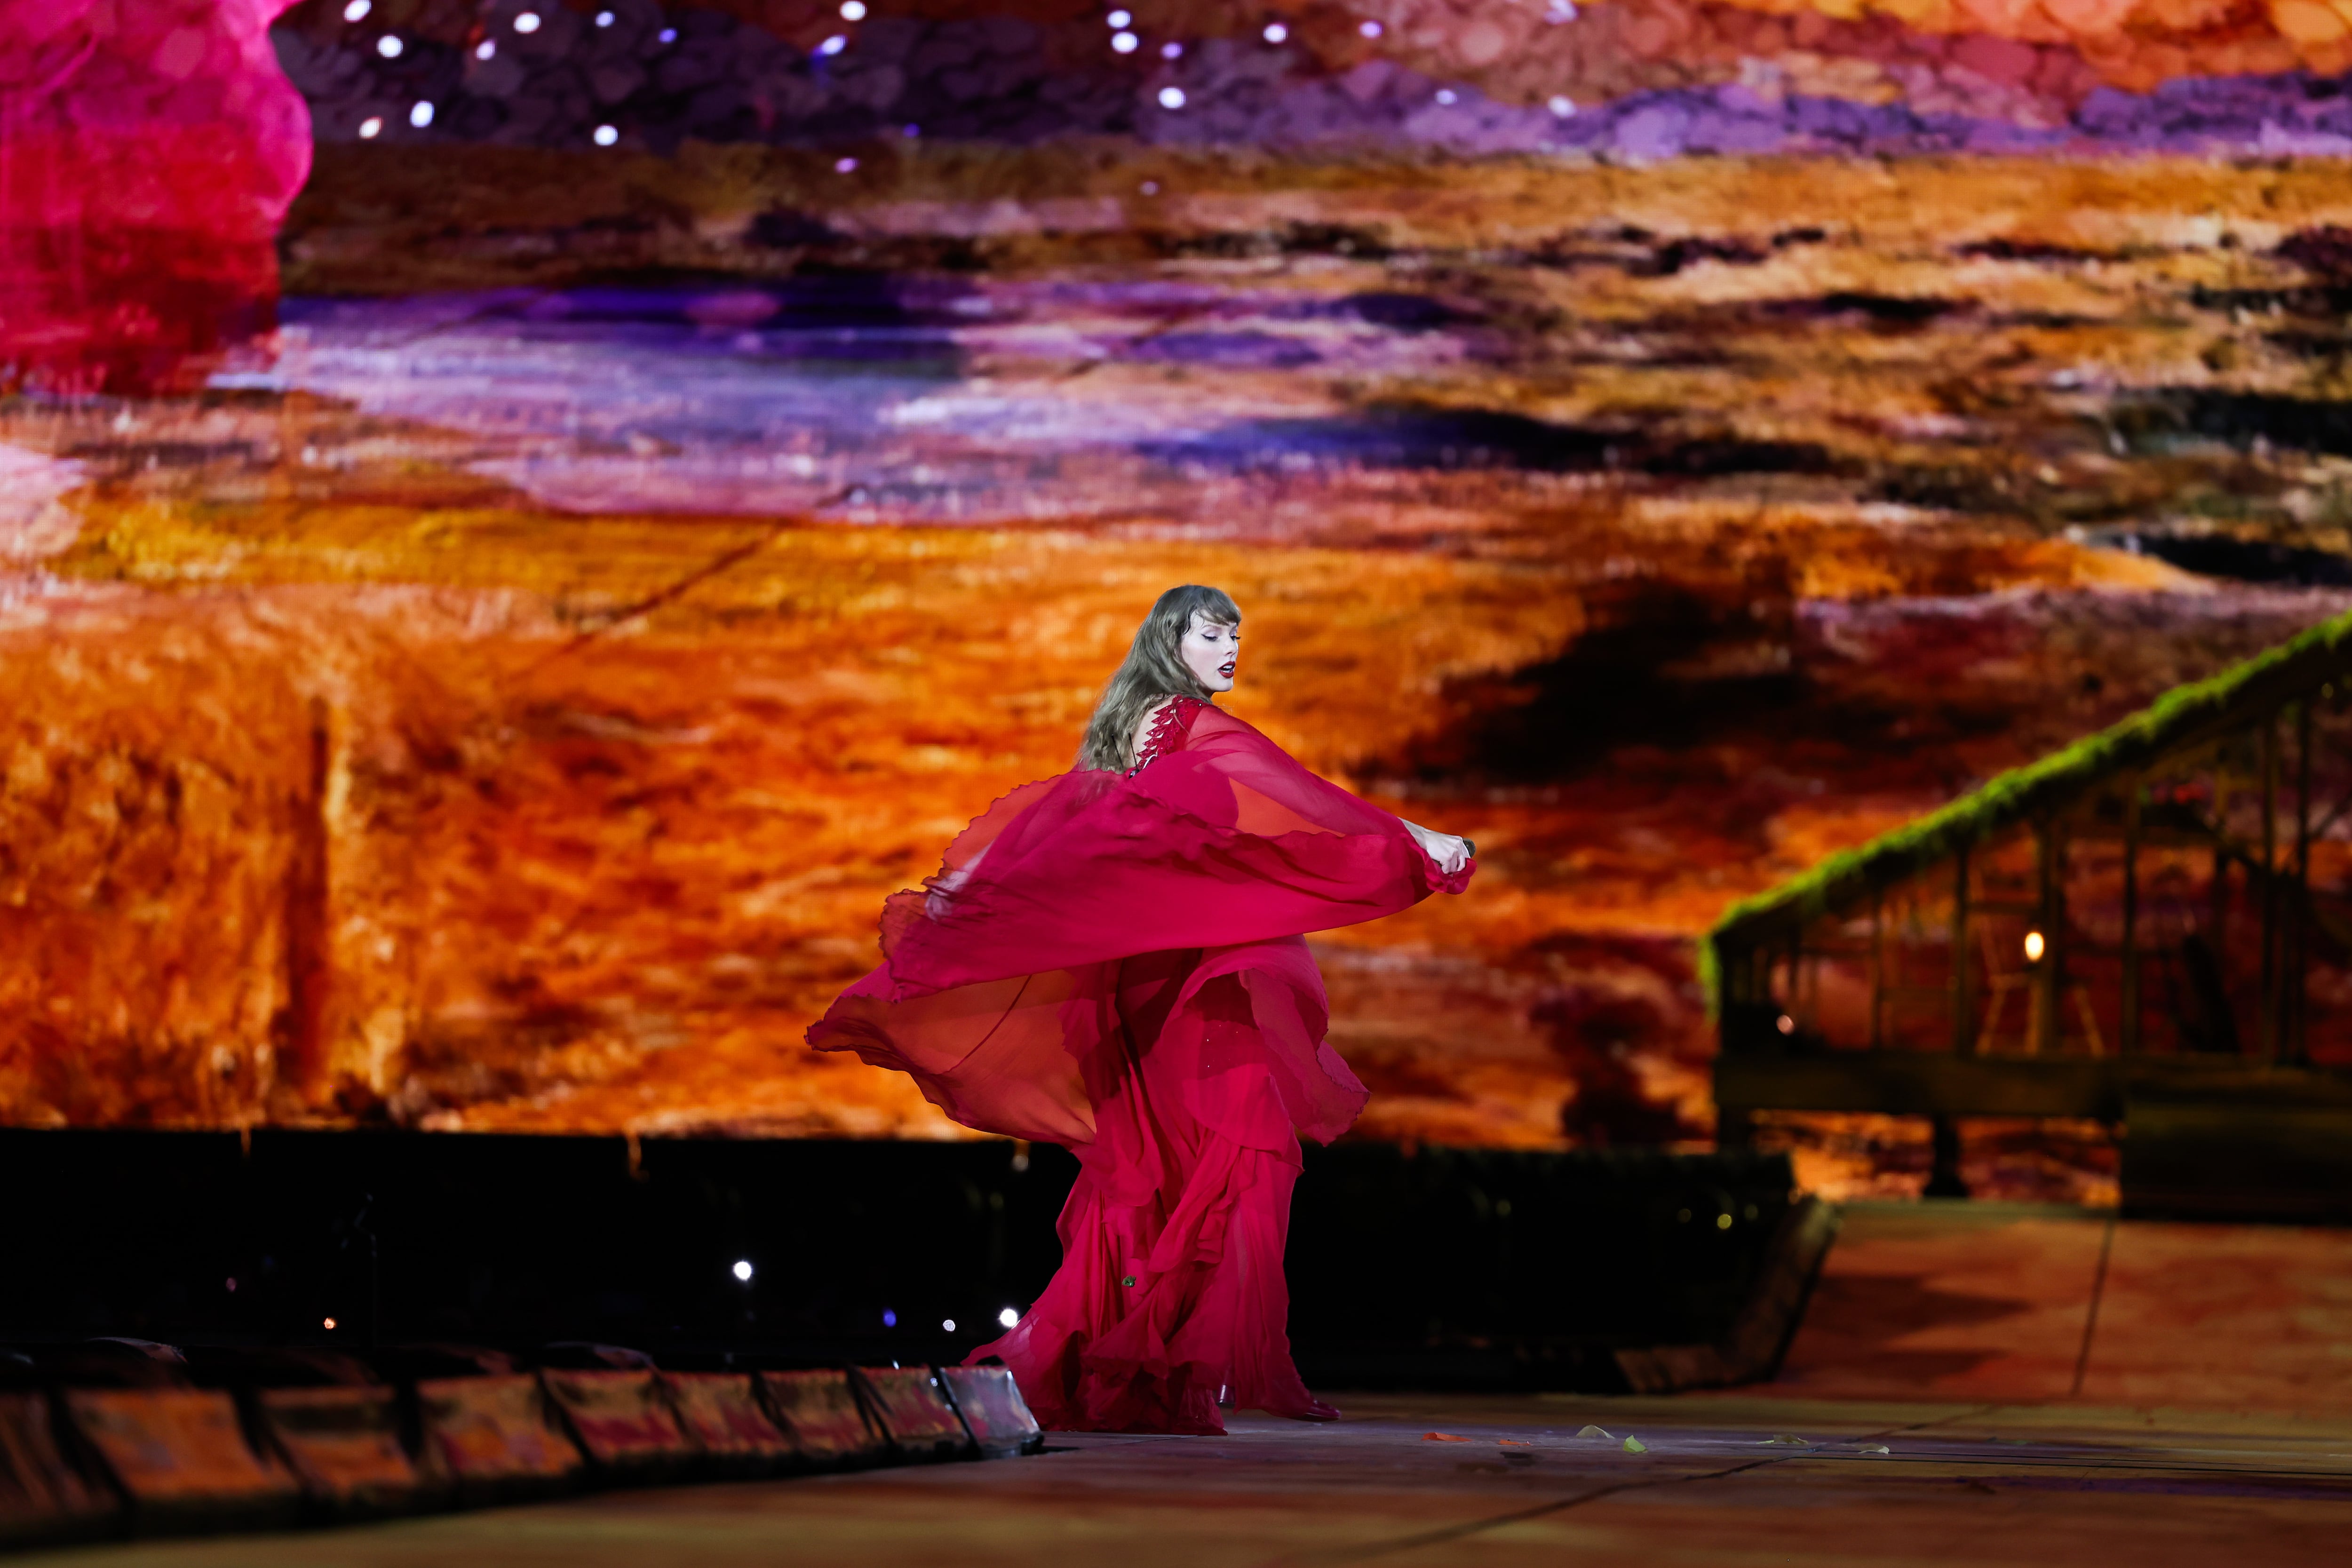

{"left": 808, "top": 700, "right": 1470, "bottom": 1433}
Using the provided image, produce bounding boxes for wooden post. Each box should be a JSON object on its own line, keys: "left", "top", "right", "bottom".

{"left": 2030, "top": 820, "right": 2061, "bottom": 1056}
{"left": 2209, "top": 765, "right": 2230, "bottom": 1008}
{"left": 2295, "top": 700, "right": 2314, "bottom": 1065}
{"left": 1788, "top": 927, "right": 1803, "bottom": 1029}
{"left": 2260, "top": 714, "right": 2279, "bottom": 1063}
{"left": 2121, "top": 778, "right": 2142, "bottom": 1057}
{"left": 1869, "top": 887, "right": 1886, "bottom": 1051}
{"left": 1950, "top": 845, "right": 1973, "bottom": 1056}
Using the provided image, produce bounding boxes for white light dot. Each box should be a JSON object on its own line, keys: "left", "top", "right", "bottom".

{"left": 323, "top": 1316, "right": 338, "bottom": 1330}
{"left": 1263, "top": 22, "right": 1287, "bottom": 43}
{"left": 1111, "top": 31, "right": 1137, "bottom": 53}
{"left": 358, "top": 116, "right": 383, "bottom": 138}
{"left": 731, "top": 1259, "right": 753, "bottom": 1281}
{"left": 841, "top": 0, "right": 868, "bottom": 16}
{"left": 818, "top": 33, "right": 847, "bottom": 54}
{"left": 342, "top": 0, "right": 372, "bottom": 21}
{"left": 1161, "top": 41, "right": 1183, "bottom": 59}
{"left": 942, "top": 1318, "right": 957, "bottom": 1332}
{"left": 2024, "top": 930, "right": 2046, "bottom": 963}
{"left": 514, "top": 11, "right": 541, "bottom": 32}
{"left": 1548, "top": 94, "right": 1576, "bottom": 117}
{"left": 998, "top": 1306, "right": 1020, "bottom": 1328}
{"left": 1157, "top": 86, "right": 1185, "bottom": 109}
{"left": 1360, "top": 20, "right": 1383, "bottom": 38}
{"left": 835, "top": 156, "right": 858, "bottom": 172}
{"left": 658, "top": 27, "right": 676, "bottom": 43}
{"left": 1107, "top": 9, "right": 1133, "bottom": 25}
{"left": 476, "top": 39, "right": 496, "bottom": 59}
{"left": 1436, "top": 88, "right": 1457, "bottom": 105}
{"left": 594, "top": 124, "right": 619, "bottom": 146}
{"left": 409, "top": 101, "right": 434, "bottom": 128}
{"left": 376, "top": 35, "right": 403, "bottom": 57}
{"left": 596, "top": 9, "right": 614, "bottom": 24}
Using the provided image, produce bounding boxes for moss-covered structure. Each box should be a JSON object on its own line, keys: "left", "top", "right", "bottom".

{"left": 1709, "top": 605, "right": 2352, "bottom": 1211}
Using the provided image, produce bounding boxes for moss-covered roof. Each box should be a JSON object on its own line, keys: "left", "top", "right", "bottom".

{"left": 1705, "top": 605, "right": 2352, "bottom": 986}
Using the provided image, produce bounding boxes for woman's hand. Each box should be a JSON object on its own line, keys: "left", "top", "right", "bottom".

{"left": 1402, "top": 819, "right": 1473, "bottom": 876}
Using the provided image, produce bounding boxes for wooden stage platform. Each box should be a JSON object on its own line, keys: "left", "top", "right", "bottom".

{"left": 18, "top": 1203, "right": 2351, "bottom": 1567}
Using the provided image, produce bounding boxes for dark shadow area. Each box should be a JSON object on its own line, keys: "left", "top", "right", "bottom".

{"left": 2123, "top": 390, "right": 2352, "bottom": 457}
{"left": 1755, "top": 292, "right": 1966, "bottom": 329}
{"left": 1146, "top": 406, "right": 1841, "bottom": 480}
{"left": 2103, "top": 532, "right": 2352, "bottom": 587}
{"left": 1955, "top": 237, "right": 2129, "bottom": 263}
{"left": 1288, "top": 1146, "right": 1798, "bottom": 1392}
{"left": 1787, "top": 1271, "right": 2030, "bottom": 1385}
{"left": 1391, "top": 579, "right": 1809, "bottom": 781}
{"left": 0, "top": 1133, "right": 1795, "bottom": 1394}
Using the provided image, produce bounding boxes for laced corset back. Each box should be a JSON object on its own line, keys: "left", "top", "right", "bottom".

{"left": 1128, "top": 696, "right": 1208, "bottom": 776}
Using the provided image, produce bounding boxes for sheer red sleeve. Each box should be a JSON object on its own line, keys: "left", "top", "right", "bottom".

{"left": 870, "top": 704, "right": 1470, "bottom": 1000}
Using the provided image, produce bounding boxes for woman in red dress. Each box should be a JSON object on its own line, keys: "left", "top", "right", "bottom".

{"left": 809, "top": 585, "right": 1474, "bottom": 1434}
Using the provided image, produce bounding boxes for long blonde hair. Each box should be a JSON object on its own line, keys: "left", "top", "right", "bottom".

{"left": 1077, "top": 585, "right": 1241, "bottom": 772}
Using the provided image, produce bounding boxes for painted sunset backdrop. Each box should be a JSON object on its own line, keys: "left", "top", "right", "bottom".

{"left": 11, "top": 0, "right": 2352, "bottom": 1200}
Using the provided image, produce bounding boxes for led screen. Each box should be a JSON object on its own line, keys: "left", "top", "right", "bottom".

{"left": 8, "top": 0, "right": 2352, "bottom": 1201}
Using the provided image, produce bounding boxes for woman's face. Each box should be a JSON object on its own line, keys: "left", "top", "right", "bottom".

{"left": 1180, "top": 613, "right": 1239, "bottom": 694}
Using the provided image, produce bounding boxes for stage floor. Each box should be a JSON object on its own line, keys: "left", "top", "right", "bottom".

{"left": 22, "top": 1392, "right": 2352, "bottom": 1567}
{"left": 21, "top": 1207, "right": 2352, "bottom": 1564}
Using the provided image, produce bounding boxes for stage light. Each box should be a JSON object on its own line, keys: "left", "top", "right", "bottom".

{"left": 882, "top": 1308, "right": 898, "bottom": 1327}
{"left": 1158, "top": 86, "right": 1185, "bottom": 109}
{"left": 1139, "top": 180, "right": 1159, "bottom": 194}
{"left": 476, "top": 40, "right": 495, "bottom": 59}
{"left": 1716, "top": 1212, "right": 1733, "bottom": 1229}
{"left": 903, "top": 124, "right": 921, "bottom": 136}
{"left": 1107, "top": 9, "right": 1132, "bottom": 25}
{"left": 594, "top": 125, "right": 619, "bottom": 146}
{"left": 842, "top": 0, "right": 868, "bottom": 16}
{"left": 1548, "top": 95, "right": 1576, "bottom": 117}
{"left": 999, "top": 1306, "right": 1020, "bottom": 1328}
{"left": 1436, "top": 89, "right": 1457, "bottom": 105}
{"left": 1263, "top": 22, "right": 1287, "bottom": 43}
{"left": 596, "top": 11, "right": 614, "bottom": 25}
{"left": 731, "top": 1258, "right": 754, "bottom": 1281}
{"left": 409, "top": 101, "right": 434, "bottom": 128}
{"left": 1360, "top": 20, "right": 1383, "bottom": 38}
{"left": 515, "top": 11, "right": 541, "bottom": 32}
{"left": 835, "top": 156, "right": 858, "bottom": 173}
{"left": 658, "top": 27, "right": 676, "bottom": 42}
{"left": 2024, "top": 930, "right": 2046, "bottom": 963}
{"left": 377, "top": 35, "right": 402, "bottom": 57}
{"left": 343, "top": 1, "right": 372, "bottom": 22}
{"left": 1112, "top": 32, "right": 1136, "bottom": 53}
{"left": 1546, "top": 0, "right": 1579, "bottom": 19}
{"left": 942, "top": 1318, "right": 957, "bottom": 1331}
{"left": 1775, "top": 1013, "right": 1795, "bottom": 1034}
{"left": 358, "top": 116, "right": 383, "bottom": 138}
{"left": 323, "top": 1316, "right": 338, "bottom": 1329}
{"left": 818, "top": 34, "right": 847, "bottom": 55}
{"left": 1161, "top": 41, "right": 1182, "bottom": 59}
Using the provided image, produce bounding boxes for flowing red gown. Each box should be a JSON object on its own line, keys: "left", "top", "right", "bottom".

{"left": 808, "top": 697, "right": 1472, "bottom": 1434}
